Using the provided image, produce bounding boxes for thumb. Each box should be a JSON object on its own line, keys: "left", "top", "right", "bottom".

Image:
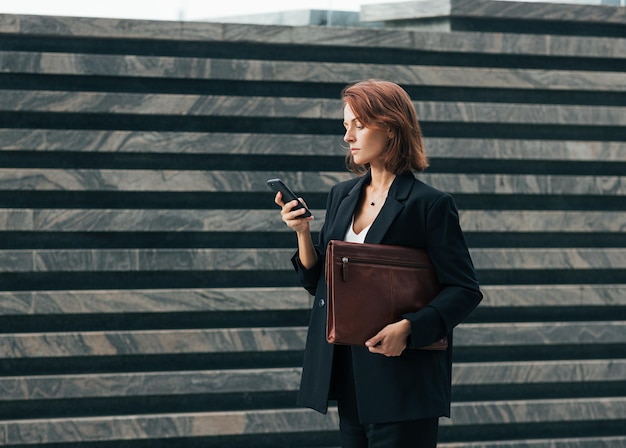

{"left": 365, "top": 333, "right": 383, "bottom": 348}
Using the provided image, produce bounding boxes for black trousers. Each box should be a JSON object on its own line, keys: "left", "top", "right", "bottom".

{"left": 332, "top": 346, "right": 439, "bottom": 448}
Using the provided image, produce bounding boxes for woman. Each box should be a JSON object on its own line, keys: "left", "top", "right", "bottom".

{"left": 275, "top": 80, "right": 482, "bottom": 447}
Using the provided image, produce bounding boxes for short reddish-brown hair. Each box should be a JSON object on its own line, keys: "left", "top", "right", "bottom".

{"left": 342, "top": 79, "right": 428, "bottom": 175}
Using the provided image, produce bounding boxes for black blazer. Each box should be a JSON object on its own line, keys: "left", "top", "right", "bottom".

{"left": 291, "top": 171, "right": 482, "bottom": 424}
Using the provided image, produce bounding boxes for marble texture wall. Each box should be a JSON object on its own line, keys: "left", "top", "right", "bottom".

{"left": 361, "top": 0, "right": 626, "bottom": 26}
{"left": 2, "top": 12, "right": 626, "bottom": 58}
{"left": 0, "top": 9, "right": 624, "bottom": 448}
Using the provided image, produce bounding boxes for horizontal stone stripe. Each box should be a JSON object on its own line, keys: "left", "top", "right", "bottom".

{"left": 362, "top": 0, "right": 626, "bottom": 25}
{"left": 4, "top": 91, "right": 626, "bottom": 125}
{"left": 2, "top": 209, "right": 623, "bottom": 232}
{"left": 480, "top": 285, "right": 626, "bottom": 307}
{"left": 0, "top": 322, "right": 623, "bottom": 358}
{"left": 470, "top": 248, "right": 626, "bottom": 270}
{"left": 0, "top": 248, "right": 625, "bottom": 272}
{"left": 0, "top": 287, "right": 312, "bottom": 315}
{"left": 1, "top": 170, "right": 623, "bottom": 195}
{"left": 0, "top": 408, "right": 339, "bottom": 445}
{"left": 361, "top": 0, "right": 451, "bottom": 22}
{"left": 456, "top": 321, "right": 626, "bottom": 347}
{"left": 426, "top": 139, "right": 626, "bottom": 162}
{"left": 0, "top": 129, "right": 345, "bottom": 155}
{"left": 460, "top": 211, "right": 626, "bottom": 233}
{"left": 4, "top": 51, "right": 626, "bottom": 92}
{"left": 1, "top": 285, "right": 622, "bottom": 316}
{"left": 0, "top": 14, "right": 224, "bottom": 41}
{"left": 453, "top": 0, "right": 626, "bottom": 25}
{"left": 444, "top": 397, "right": 626, "bottom": 426}
{"left": 0, "top": 287, "right": 311, "bottom": 315}
{"left": 0, "top": 209, "right": 325, "bottom": 232}
{"left": 0, "top": 248, "right": 297, "bottom": 272}
{"left": 0, "top": 169, "right": 348, "bottom": 192}
{"left": 1, "top": 360, "right": 622, "bottom": 401}
{"left": 1, "top": 91, "right": 338, "bottom": 119}
{"left": 2, "top": 130, "right": 624, "bottom": 162}
{"left": 0, "top": 367, "right": 303, "bottom": 400}
{"left": 0, "top": 327, "right": 309, "bottom": 358}
{"left": 440, "top": 437, "right": 626, "bottom": 448}
{"left": 2, "top": 15, "right": 625, "bottom": 59}
{"left": 452, "top": 359, "right": 626, "bottom": 385}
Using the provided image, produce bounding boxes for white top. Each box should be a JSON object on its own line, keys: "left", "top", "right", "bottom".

{"left": 344, "top": 217, "right": 372, "bottom": 243}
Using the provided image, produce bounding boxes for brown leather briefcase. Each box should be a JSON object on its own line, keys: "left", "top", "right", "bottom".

{"left": 325, "top": 240, "right": 448, "bottom": 350}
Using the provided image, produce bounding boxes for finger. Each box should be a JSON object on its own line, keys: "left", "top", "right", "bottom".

{"left": 274, "top": 191, "right": 284, "bottom": 206}
{"left": 367, "top": 344, "right": 392, "bottom": 357}
{"left": 283, "top": 200, "right": 308, "bottom": 219}
{"left": 297, "top": 197, "right": 309, "bottom": 208}
{"left": 368, "top": 345, "right": 381, "bottom": 354}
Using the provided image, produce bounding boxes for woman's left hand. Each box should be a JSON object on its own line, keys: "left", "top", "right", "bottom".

{"left": 365, "top": 319, "right": 411, "bottom": 357}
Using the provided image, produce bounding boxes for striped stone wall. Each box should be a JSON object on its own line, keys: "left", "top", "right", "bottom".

{"left": 0, "top": 12, "right": 625, "bottom": 447}
{"left": 361, "top": 0, "right": 626, "bottom": 36}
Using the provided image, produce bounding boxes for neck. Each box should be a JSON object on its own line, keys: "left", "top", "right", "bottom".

{"left": 369, "top": 168, "right": 396, "bottom": 191}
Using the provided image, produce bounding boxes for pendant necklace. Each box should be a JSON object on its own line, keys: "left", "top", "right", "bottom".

{"left": 369, "top": 188, "right": 388, "bottom": 207}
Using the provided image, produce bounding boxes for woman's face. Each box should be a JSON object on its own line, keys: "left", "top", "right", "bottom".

{"left": 343, "top": 103, "right": 389, "bottom": 168}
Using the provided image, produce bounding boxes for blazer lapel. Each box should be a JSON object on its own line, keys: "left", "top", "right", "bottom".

{"left": 325, "top": 173, "right": 370, "bottom": 243}
{"left": 324, "top": 171, "right": 415, "bottom": 245}
{"left": 365, "top": 171, "right": 414, "bottom": 244}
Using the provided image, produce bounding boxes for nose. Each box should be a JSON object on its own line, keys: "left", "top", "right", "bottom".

{"left": 343, "top": 128, "right": 354, "bottom": 143}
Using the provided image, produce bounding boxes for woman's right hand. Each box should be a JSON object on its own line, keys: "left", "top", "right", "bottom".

{"left": 275, "top": 192, "right": 314, "bottom": 234}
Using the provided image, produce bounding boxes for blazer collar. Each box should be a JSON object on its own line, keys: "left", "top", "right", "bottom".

{"left": 326, "top": 171, "right": 415, "bottom": 245}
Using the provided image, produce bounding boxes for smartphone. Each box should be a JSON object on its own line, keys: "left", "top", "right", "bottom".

{"left": 267, "top": 178, "right": 312, "bottom": 218}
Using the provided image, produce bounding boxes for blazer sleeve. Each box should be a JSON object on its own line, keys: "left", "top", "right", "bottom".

{"left": 403, "top": 193, "right": 482, "bottom": 348}
{"left": 290, "top": 186, "right": 337, "bottom": 296}
{"left": 291, "top": 248, "right": 323, "bottom": 296}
